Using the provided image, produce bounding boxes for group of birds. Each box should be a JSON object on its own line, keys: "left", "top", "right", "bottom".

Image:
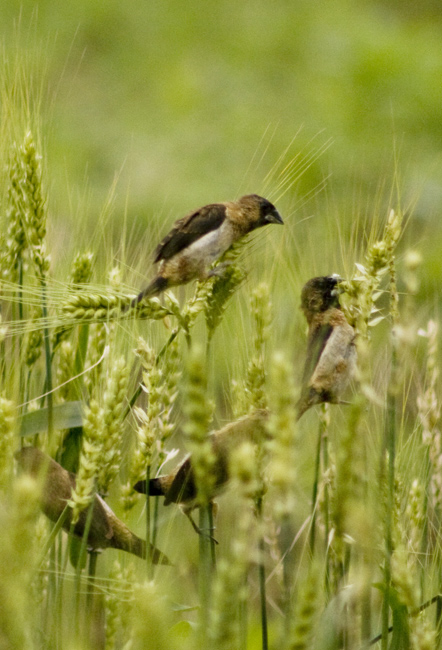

{"left": 17, "top": 193, "right": 356, "bottom": 561}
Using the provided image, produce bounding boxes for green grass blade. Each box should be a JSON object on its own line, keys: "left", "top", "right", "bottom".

{"left": 19, "top": 400, "right": 84, "bottom": 436}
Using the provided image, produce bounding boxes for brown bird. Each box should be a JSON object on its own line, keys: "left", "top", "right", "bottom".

{"left": 296, "top": 275, "right": 356, "bottom": 420}
{"left": 131, "top": 194, "right": 283, "bottom": 307}
{"left": 134, "top": 410, "right": 268, "bottom": 535}
{"left": 16, "top": 447, "right": 170, "bottom": 564}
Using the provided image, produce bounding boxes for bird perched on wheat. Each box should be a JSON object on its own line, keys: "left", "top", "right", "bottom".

{"left": 131, "top": 194, "right": 283, "bottom": 307}
{"left": 16, "top": 447, "right": 170, "bottom": 563}
{"left": 297, "top": 275, "right": 356, "bottom": 420}
{"left": 133, "top": 410, "right": 268, "bottom": 536}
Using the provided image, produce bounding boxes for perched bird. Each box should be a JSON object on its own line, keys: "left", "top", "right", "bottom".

{"left": 131, "top": 194, "right": 283, "bottom": 307}
{"left": 16, "top": 447, "right": 170, "bottom": 564}
{"left": 296, "top": 275, "right": 356, "bottom": 420}
{"left": 134, "top": 410, "right": 268, "bottom": 535}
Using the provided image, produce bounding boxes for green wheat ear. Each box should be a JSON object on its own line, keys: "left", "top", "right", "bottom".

{"left": 70, "top": 252, "right": 94, "bottom": 285}
{"left": 105, "top": 560, "right": 135, "bottom": 649}
{"left": 62, "top": 290, "right": 171, "bottom": 323}
{"left": 122, "top": 342, "right": 159, "bottom": 511}
{"left": 340, "top": 209, "right": 402, "bottom": 343}
{"left": 68, "top": 399, "right": 104, "bottom": 523}
{"left": 0, "top": 395, "right": 16, "bottom": 490}
{"left": 52, "top": 252, "right": 95, "bottom": 352}
{"left": 83, "top": 323, "right": 107, "bottom": 396}
{"left": 287, "top": 565, "right": 320, "bottom": 650}
{"left": 56, "top": 341, "right": 75, "bottom": 402}
{"left": 0, "top": 474, "right": 41, "bottom": 649}
{"left": 204, "top": 241, "right": 247, "bottom": 341}
{"left": 245, "top": 282, "right": 272, "bottom": 411}
{"left": 183, "top": 345, "right": 215, "bottom": 508}
{"left": 417, "top": 320, "right": 442, "bottom": 513}
{"left": 22, "top": 307, "right": 43, "bottom": 369}
{"left": 122, "top": 336, "right": 181, "bottom": 511}
{"left": 205, "top": 263, "right": 245, "bottom": 339}
{"left": 130, "top": 581, "right": 176, "bottom": 650}
{"left": 1, "top": 144, "right": 27, "bottom": 283}
{"left": 266, "top": 351, "right": 297, "bottom": 519}
{"left": 19, "top": 131, "right": 50, "bottom": 280}
{"left": 208, "top": 549, "right": 251, "bottom": 650}
{"left": 97, "top": 356, "right": 129, "bottom": 495}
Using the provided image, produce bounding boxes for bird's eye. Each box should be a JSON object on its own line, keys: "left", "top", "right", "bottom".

{"left": 260, "top": 199, "right": 272, "bottom": 212}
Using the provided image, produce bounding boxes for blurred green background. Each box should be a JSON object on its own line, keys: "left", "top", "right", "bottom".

{"left": 1, "top": 0, "right": 442, "bottom": 291}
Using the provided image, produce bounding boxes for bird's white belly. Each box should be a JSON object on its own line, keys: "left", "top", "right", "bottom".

{"left": 161, "top": 222, "right": 234, "bottom": 285}
{"left": 185, "top": 227, "right": 230, "bottom": 264}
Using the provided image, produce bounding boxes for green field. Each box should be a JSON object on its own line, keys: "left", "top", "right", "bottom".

{"left": 1, "top": 3, "right": 442, "bottom": 648}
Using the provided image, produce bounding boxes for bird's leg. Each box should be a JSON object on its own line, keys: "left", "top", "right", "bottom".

{"left": 209, "top": 501, "right": 219, "bottom": 533}
{"left": 207, "top": 501, "right": 219, "bottom": 543}
{"left": 183, "top": 507, "right": 219, "bottom": 544}
{"left": 207, "top": 261, "right": 233, "bottom": 278}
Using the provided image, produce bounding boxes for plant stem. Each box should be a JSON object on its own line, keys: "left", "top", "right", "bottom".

{"left": 152, "top": 495, "right": 160, "bottom": 549}
{"left": 38, "top": 505, "right": 70, "bottom": 566}
{"left": 309, "top": 421, "right": 323, "bottom": 554}
{"left": 145, "top": 466, "right": 153, "bottom": 579}
{"left": 74, "top": 502, "right": 95, "bottom": 634}
{"left": 87, "top": 551, "right": 99, "bottom": 610}
{"left": 239, "top": 575, "right": 248, "bottom": 650}
{"left": 256, "top": 496, "right": 268, "bottom": 650}
{"left": 198, "top": 505, "right": 212, "bottom": 646}
{"left": 41, "top": 278, "right": 53, "bottom": 438}
{"left": 436, "top": 595, "right": 442, "bottom": 647}
{"left": 208, "top": 502, "right": 217, "bottom": 568}
{"left": 18, "top": 255, "right": 23, "bottom": 322}
{"left": 18, "top": 256, "right": 24, "bottom": 402}
{"left": 322, "top": 423, "right": 331, "bottom": 595}
{"left": 381, "top": 347, "right": 397, "bottom": 649}
{"left": 281, "top": 515, "right": 292, "bottom": 634}
{"left": 361, "top": 574, "right": 372, "bottom": 645}
{"left": 45, "top": 538, "right": 58, "bottom": 647}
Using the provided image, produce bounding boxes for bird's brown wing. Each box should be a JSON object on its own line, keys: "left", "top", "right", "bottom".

{"left": 74, "top": 491, "right": 114, "bottom": 548}
{"left": 153, "top": 203, "right": 227, "bottom": 262}
{"left": 301, "top": 322, "right": 333, "bottom": 387}
{"left": 163, "top": 458, "right": 197, "bottom": 505}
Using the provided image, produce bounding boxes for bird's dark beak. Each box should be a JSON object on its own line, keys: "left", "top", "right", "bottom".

{"left": 265, "top": 209, "right": 284, "bottom": 225}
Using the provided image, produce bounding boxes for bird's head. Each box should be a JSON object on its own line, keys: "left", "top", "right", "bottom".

{"left": 300, "top": 274, "right": 343, "bottom": 318}
{"left": 238, "top": 194, "right": 284, "bottom": 231}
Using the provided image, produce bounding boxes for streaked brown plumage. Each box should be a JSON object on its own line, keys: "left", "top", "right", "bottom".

{"left": 296, "top": 275, "right": 356, "bottom": 420}
{"left": 16, "top": 447, "right": 170, "bottom": 564}
{"left": 134, "top": 410, "right": 268, "bottom": 533}
{"left": 131, "top": 194, "right": 283, "bottom": 307}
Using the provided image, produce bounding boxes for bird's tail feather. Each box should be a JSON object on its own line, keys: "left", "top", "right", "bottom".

{"left": 130, "top": 276, "right": 169, "bottom": 309}
{"left": 134, "top": 476, "right": 167, "bottom": 497}
{"left": 296, "top": 405, "right": 308, "bottom": 421}
{"left": 115, "top": 535, "right": 171, "bottom": 564}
